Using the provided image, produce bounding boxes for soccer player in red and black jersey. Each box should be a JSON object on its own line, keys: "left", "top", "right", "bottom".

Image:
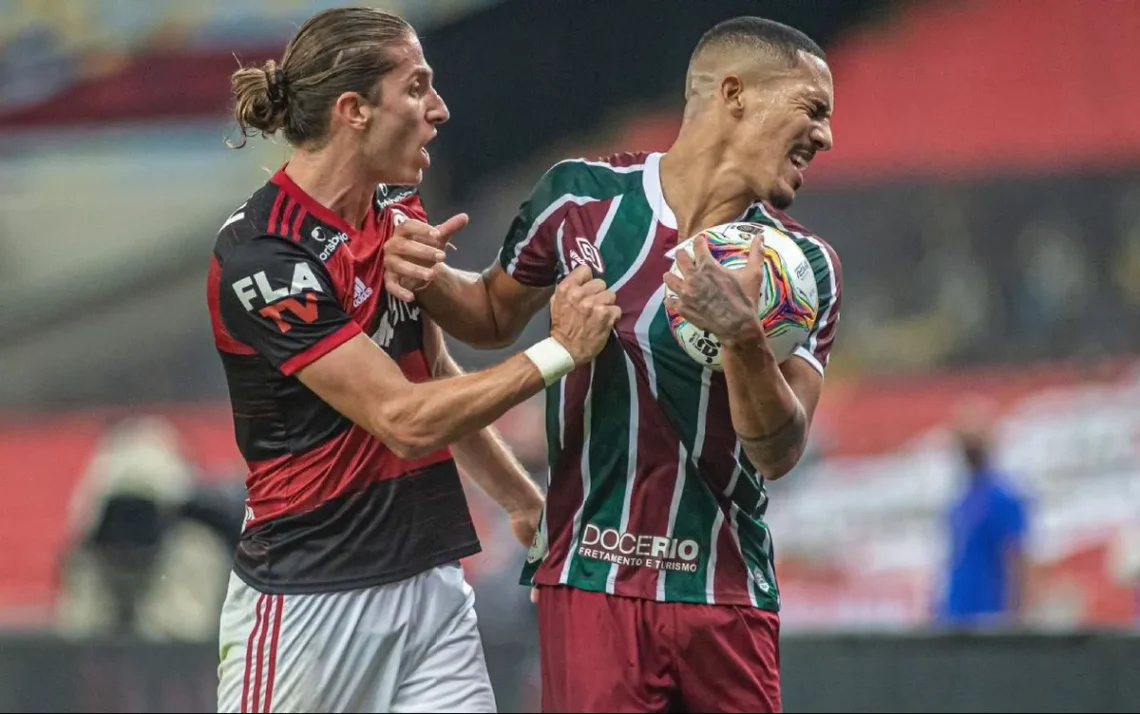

{"left": 207, "top": 8, "right": 620, "bottom": 713}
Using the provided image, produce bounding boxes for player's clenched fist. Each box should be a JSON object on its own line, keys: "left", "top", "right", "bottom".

{"left": 549, "top": 265, "right": 621, "bottom": 364}
{"left": 382, "top": 213, "right": 468, "bottom": 302}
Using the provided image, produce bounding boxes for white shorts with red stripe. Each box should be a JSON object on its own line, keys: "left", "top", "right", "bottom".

{"left": 216, "top": 562, "right": 496, "bottom": 713}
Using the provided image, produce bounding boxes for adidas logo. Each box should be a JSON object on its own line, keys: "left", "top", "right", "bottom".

{"left": 353, "top": 276, "right": 374, "bottom": 308}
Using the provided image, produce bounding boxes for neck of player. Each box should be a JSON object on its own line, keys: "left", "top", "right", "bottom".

{"left": 659, "top": 131, "right": 755, "bottom": 240}
{"left": 285, "top": 145, "right": 376, "bottom": 230}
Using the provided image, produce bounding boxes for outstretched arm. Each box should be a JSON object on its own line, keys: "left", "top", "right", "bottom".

{"left": 297, "top": 265, "right": 616, "bottom": 460}
{"left": 218, "top": 233, "right": 616, "bottom": 461}
{"left": 298, "top": 332, "right": 546, "bottom": 460}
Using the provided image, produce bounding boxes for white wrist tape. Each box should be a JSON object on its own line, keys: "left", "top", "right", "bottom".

{"left": 525, "top": 337, "right": 576, "bottom": 387}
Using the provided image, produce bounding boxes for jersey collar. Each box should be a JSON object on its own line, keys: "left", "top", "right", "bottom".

{"left": 270, "top": 164, "right": 370, "bottom": 236}
{"left": 643, "top": 152, "right": 763, "bottom": 240}
{"left": 642, "top": 152, "right": 678, "bottom": 230}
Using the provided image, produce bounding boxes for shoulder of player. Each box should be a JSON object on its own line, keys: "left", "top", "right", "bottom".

{"left": 215, "top": 184, "right": 296, "bottom": 252}
{"left": 213, "top": 181, "right": 313, "bottom": 233}
{"left": 213, "top": 228, "right": 352, "bottom": 300}
{"left": 748, "top": 202, "right": 842, "bottom": 270}
{"left": 534, "top": 151, "right": 650, "bottom": 200}
{"left": 215, "top": 186, "right": 351, "bottom": 267}
{"left": 216, "top": 224, "right": 349, "bottom": 271}
{"left": 214, "top": 232, "right": 319, "bottom": 274}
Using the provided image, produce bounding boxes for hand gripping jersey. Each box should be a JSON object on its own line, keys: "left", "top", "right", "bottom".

{"left": 207, "top": 167, "right": 480, "bottom": 594}
{"left": 502, "top": 152, "right": 843, "bottom": 611}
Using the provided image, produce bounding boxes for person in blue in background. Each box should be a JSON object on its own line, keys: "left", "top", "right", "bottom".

{"left": 939, "top": 399, "right": 1031, "bottom": 628}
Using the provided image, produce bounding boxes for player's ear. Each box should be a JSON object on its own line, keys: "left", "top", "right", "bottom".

{"left": 333, "top": 91, "right": 373, "bottom": 133}
{"left": 719, "top": 75, "right": 745, "bottom": 119}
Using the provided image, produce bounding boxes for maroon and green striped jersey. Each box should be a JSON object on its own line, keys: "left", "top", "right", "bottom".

{"left": 501, "top": 151, "right": 843, "bottom": 610}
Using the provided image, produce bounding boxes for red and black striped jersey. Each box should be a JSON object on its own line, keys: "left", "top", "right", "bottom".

{"left": 206, "top": 166, "right": 479, "bottom": 594}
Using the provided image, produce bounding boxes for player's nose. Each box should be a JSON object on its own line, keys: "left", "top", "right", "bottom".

{"left": 812, "top": 120, "right": 833, "bottom": 152}
{"left": 429, "top": 93, "right": 450, "bottom": 125}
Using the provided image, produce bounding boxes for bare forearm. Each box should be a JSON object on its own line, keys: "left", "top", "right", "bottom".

{"left": 387, "top": 352, "right": 546, "bottom": 458}
{"left": 721, "top": 327, "right": 807, "bottom": 479}
{"left": 417, "top": 266, "right": 506, "bottom": 347}
{"left": 453, "top": 426, "right": 543, "bottom": 514}
{"left": 435, "top": 351, "right": 543, "bottom": 515}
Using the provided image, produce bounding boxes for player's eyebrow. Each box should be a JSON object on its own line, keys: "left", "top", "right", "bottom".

{"left": 805, "top": 92, "right": 831, "bottom": 117}
{"left": 409, "top": 65, "right": 433, "bottom": 84}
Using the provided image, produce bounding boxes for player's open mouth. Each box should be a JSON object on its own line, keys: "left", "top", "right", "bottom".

{"left": 788, "top": 149, "right": 812, "bottom": 171}
{"left": 419, "top": 131, "right": 436, "bottom": 166}
{"left": 786, "top": 148, "right": 812, "bottom": 189}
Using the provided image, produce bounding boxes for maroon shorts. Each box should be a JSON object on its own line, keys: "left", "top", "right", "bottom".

{"left": 536, "top": 584, "right": 782, "bottom": 713}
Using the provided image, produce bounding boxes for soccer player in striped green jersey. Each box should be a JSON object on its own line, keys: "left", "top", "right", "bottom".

{"left": 384, "top": 16, "right": 842, "bottom": 714}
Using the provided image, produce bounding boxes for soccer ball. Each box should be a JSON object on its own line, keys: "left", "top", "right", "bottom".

{"left": 664, "top": 222, "right": 819, "bottom": 370}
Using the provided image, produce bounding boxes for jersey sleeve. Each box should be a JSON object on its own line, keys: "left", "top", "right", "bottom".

{"left": 497, "top": 163, "right": 577, "bottom": 288}
{"left": 218, "top": 236, "right": 361, "bottom": 376}
{"left": 792, "top": 241, "right": 843, "bottom": 376}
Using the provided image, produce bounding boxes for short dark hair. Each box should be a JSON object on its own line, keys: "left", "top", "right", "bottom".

{"left": 692, "top": 16, "right": 826, "bottom": 67}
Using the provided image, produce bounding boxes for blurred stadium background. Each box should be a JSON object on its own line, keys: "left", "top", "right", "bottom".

{"left": 2, "top": 0, "right": 1140, "bottom": 711}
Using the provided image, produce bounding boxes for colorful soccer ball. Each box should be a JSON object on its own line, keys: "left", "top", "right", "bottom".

{"left": 664, "top": 222, "right": 819, "bottom": 370}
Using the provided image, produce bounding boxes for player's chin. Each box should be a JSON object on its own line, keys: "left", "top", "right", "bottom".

{"left": 768, "top": 182, "right": 797, "bottom": 210}
{"left": 405, "top": 151, "right": 430, "bottom": 184}
{"left": 392, "top": 165, "right": 424, "bottom": 186}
